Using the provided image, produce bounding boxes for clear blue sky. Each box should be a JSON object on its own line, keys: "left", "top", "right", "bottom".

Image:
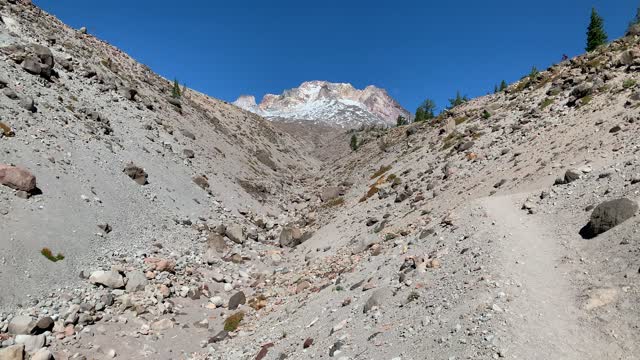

{"left": 35, "top": 0, "right": 636, "bottom": 113}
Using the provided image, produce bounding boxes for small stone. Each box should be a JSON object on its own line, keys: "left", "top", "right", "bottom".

{"left": 228, "top": 291, "right": 246, "bottom": 310}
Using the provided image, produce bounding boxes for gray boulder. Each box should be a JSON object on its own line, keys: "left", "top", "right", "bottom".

{"left": 19, "top": 97, "right": 35, "bottom": 112}
{"left": 320, "top": 187, "right": 341, "bottom": 202}
{"left": 586, "top": 198, "right": 638, "bottom": 236}
{"left": 123, "top": 163, "right": 148, "bottom": 185}
{"left": 279, "top": 226, "right": 303, "bottom": 247}
{"left": 14, "top": 334, "right": 45, "bottom": 353}
{"left": 125, "top": 271, "right": 148, "bottom": 292}
{"left": 28, "top": 44, "right": 54, "bottom": 68}
{"left": 3, "top": 88, "right": 18, "bottom": 99}
{"left": 363, "top": 288, "right": 390, "bottom": 313}
{"left": 564, "top": 169, "right": 581, "bottom": 183}
{"left": 8, "top": 315, "right": 34, "bottom": 335}
{"left": 21, "top": 56, "right": 42, "bottom": 75}
{"left": 571, "top": 82, "right": 593, "bottom": 99}
{"left": 89, "top": 270, "right": 125, "bottom": 289}
{"left": 228, "top": 291, "right": 246, "bottom": 310}
{"left": 225, "top": 224, "right": 244, "bottom": 244}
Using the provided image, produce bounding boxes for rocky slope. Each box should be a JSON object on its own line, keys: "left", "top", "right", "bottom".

{"left": 233, "top": 81, "right": 411, "bottom": 128}
{"left": 2, "top": 2, "right": 640, "bottom": 360}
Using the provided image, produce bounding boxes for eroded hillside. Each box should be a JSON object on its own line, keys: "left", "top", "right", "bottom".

{"left": 1, "top": 1, "right": 640, "bottom": 360}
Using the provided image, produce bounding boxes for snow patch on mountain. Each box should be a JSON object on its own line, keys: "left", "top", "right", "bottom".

{"left": 233, "top": 81, "right": 410, "bottom": 128}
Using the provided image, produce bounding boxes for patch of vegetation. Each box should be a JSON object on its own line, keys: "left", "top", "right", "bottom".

{"left": 386, "top": 173, "right": 397, "bottom": 182}
{"left": 370, "top": 165, "right": 392, "bottom": 179}
{"left": 585, "top": 56, "right": 604, "bottom": 69}
{"left": 441, "top": 131, "right": 463, "bottom": 150}
{"left": 580, "top": 95, "right": 593, "bottom": 106}
{"left": 322, "top": 197, "right": 345, "bottom": 208}
{"left": 350, "top": 134, "right": 359, "bottom": 151}
{"left": 623, "top": 79, "right": 637, "bottom": 89}
{"left": 448, "top": 91, "right": 469, "bottom": 109}
{"left": 540, "top": 97, "right": 554, "bottom": 109}
{"left": 41, "top": 248, "right": 64, "bottom": 262}
{"left": 415, "top": 99, "right": 436, "bottom": 122}
{"left": 482, "top": 110, "right": 491, "bottom": 119}
{"left": 172, "top": 78, "right": 182, "bottom": 99}
{"left": 514, "top": 78, "right": 530, "bottom": 93}
{"left": 359, "top": 185, "right": 379, "bottom": 202}
{"left": 396, "top": 115, "right": 408, "bottom": 126}
{"left": 224, "top": 311, "right": 245, "bottom": 332}
{"left": 334, "top": 285, "right": 344, "bottom": 291}
{"left": 454, "top": 116, "right": 468, "bottom": 125}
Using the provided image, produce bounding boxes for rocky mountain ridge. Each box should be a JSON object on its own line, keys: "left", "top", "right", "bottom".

{"left": 233, "top": 80, "right": 411, "bottom": 128}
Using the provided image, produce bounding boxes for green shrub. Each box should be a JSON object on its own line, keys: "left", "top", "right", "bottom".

{"left": 224, "top": 312, "right": 244, "bottom": 332}
{"left": 623, "top": 79, "right": 637, "bottom": 89}
{"left": 454, "top": 116, "right": 468, "bottom": 125}
{"left": 482, "top": 110, "right": 491, "bottom": 119}
{"left": 540, "top": 98, "right": 554, "bottom": 109}
{"left": 350, "top": 134, "right": 359, "bottom": 151}
{"left": 41, "top": 248, "right": 64, "bottom": 262}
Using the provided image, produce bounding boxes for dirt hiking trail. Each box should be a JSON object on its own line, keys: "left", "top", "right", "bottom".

{"left": 482, "top": 195, "right": 614, "bottom": 360}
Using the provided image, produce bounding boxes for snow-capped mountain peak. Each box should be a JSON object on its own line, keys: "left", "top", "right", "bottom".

{"left": 233, "top": 81, "right": 410, "bottom": 128}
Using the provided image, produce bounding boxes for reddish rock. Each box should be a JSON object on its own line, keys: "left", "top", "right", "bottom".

{"left": 0, "top": 164, "right": 36, "bottom": 192}
{"left": 144, "top": 257, "right": 175, "bottom": 273}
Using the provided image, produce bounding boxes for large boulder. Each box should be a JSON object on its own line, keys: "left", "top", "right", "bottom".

{"left": 31, "top": 317, "right": 53, "bottom": 334}
{"left": 279, "top": 226, "right": 303, "bottom": 247}
{"left": 228, "top": 291, "right": 246, "bottom": 310}
{"left": 30, "top": 349, "right": 52, "bottom": 360}
{"left": 7, "top": 315, "right": 34, "bottom": 335}
{"left": 0, "top": 344, "right": 24, "bottom": 360}
{"left": 21, "top": 56, "right": 42, "bottom": 75}
{"left": 320, "top": 187, "right": 342, "bottom": 202}
{"left": 89, "top": 270, "right": 125, "bottom": 289}
{"left": 586, "top": 198, "right": 638, "bottom": 236}
{"left": 564, "top": 168, "right": 581, "bottom": 183}
{"left": 14, "top": 334, "right": 45, "bottom": 353}
{"left": 123, "top": 163, "right": 148, "bottom": 185}
{"left": 0, "top": 165, "right": 36, "bottom": 192}
{"left": 571, "top": 82, "right": 593, "bottom": 99}
{"left": 125, "top": 271, "right": 148, "bottom": 292}
{"left": 363, "top": 288, "right": 390, "bottom": 313}
{"left": 28, "top": 44, "right": 54, "bottom": 68}
{"left": 225, "top": 224, "right": 245, "bottom": 244}
{"left": 19, "top": 97, "right": 36, "bottom": 112}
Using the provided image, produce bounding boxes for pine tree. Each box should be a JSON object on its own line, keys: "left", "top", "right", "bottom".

{"left": 493, "top": 85, "right": 498, "bottom": 94}
{"left": 172, "top": 78, "right": 181, "bottom": 99}
{"left": 499, "top": 80, "right": 508, "bottom": 91}
{"left": 415, "top": 99, "right": 436, "bottom": 122}
{"left": 350, "top": 134, "right": 358, "bottom": 151}
{"left": 448, "top": 91, "right": 469, "bottom": 109}
{"left": 586, "top": 8, "right": 607, "bottom": 52}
